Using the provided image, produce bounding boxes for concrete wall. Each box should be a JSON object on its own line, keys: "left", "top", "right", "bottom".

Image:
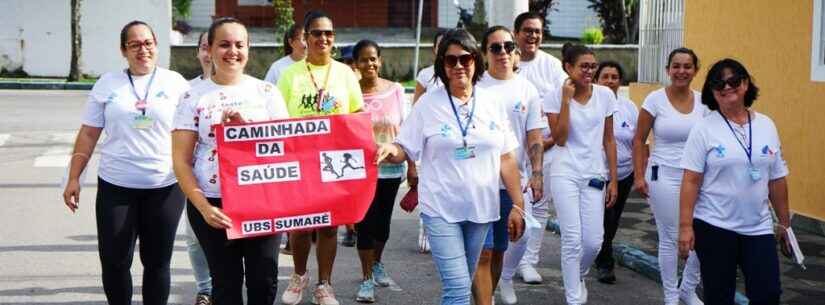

{"left": 189, "top": 0, "right": 215, "bottom": 28}
{"left": 0, "top": 0, "right": 171, "bottom": 77}
{"left": 631, "top": 2, "right": 825, "bottom": 221}
{"left": 170, "top": 43, "right": 638, "bottom": 83}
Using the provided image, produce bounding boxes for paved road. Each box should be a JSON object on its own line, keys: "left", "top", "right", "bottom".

{"left": 0, "top": 90, "right": 664, "bottom": 305}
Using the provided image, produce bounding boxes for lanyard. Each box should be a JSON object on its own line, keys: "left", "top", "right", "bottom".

{"left": 719, "top": 111, "right": 752, "bottom": 165}
{"left": 306, "top": 63, "right": 332, "bottom": 111}
{"left": 127, "top": 67, "right": 157, "bottom": 116}
{"left": 447, "top": 90, "right": 476, "bottom": 148}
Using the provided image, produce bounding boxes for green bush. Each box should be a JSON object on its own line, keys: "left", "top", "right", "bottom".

{"left": 581, "top": 27, "right": 605, "bottom": 44}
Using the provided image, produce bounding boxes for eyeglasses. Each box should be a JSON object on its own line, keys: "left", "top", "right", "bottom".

{"left": 308, "top": 29, "right": 335, "bottom": 38}
{"left": 488, "top": 41, "right": 516, "bottom": 55}
{"left": 443, "top": 54, "right": 475, "bottom": 68}
{"left": 577, "top": 63, "right": 598, "bottom": 71}
{"left": 519, "top": 27, "right": 542, "bottom": 36}
{"left": 126, "top": 40, "right": 155, "bottom": 51}
{"left": 711, "top": 74, "right": 744, "bottom": 91}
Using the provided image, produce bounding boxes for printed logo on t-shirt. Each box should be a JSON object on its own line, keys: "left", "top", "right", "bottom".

{"left": 106, "top": 92, "right": 118, "bottom": 104}
{"left": 713, "top": 144, "right": 726, "bottom": 158}
{"left": 489, "top": 121, "right": 499, "bottom": 131}
{"left": 513, "top": 101, "right": 527, "bottom": 113}
{"left": 621, "top": 121, "right": 630, "bottom": 128}
{"left": 440, "top": 124, "right": 453, "bottom": 137}
{"left": 761, "top": 145, "right": 775, "bottom": 156}
{"left": 155, "top": 91, "right": 169, "bottom": 99}
{"left": 298, "top": 92, "right": 341, "bottom": 114}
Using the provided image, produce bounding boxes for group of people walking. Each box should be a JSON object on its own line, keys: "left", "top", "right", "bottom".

{"left": 61, "top": 9, "right": 792, "bottom": 305}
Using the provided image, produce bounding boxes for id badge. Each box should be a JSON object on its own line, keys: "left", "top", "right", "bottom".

{"left": 133, "top": 114, "right": 154, "bottom": 129}
{"left": 749, "top": 166, "right": 762, "bottom": 182}
{"left": 454, "top": 145, "right": 476, "bottom": 160}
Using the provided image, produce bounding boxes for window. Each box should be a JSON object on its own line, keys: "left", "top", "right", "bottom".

{"left": 812, "top": 0, "right": 825, "bottom": 81}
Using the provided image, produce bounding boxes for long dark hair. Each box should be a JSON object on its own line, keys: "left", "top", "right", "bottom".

{"left": 701, "top": 58, "right": 759, "bottom": 111}
{"left": 119, "top": 20, "right": 156, "bottom": 50}
{"left": 207, "top": 17, "right": 246, "bottom": 46}
{"left": 561, "top": 43, "right": 594, "bottom": 74}
{"left": 282, "top": 24, "right": 303, "bottom": 55}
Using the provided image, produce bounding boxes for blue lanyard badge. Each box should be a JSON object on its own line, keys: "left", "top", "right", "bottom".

{"left": 127, "top": 68, "right": 157, "bottom": 116}
{"left": 447, "top": 91, "right": 476, "bottom": 160}
{"left": 719, "top": 111, "right": 760, "bottom": 181}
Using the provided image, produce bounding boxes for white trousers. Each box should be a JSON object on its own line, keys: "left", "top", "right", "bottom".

{"left": 501, "top": 189, "right": 533, "bottom": 281}
{"left": 502, "top": 162, "right": 553, "bottom": 281}
{"left": 551, "top": 175, "right": 605, "bottom": 305}
{"left": 646, "top": 164, "right": 701, "bottom": 305}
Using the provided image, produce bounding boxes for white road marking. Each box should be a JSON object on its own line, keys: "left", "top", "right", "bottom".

{"left": 0, "top": 134, "right": 9, "bottom": 146}
{"left": 33, "top": 133, "right": 76, "bottom": 167}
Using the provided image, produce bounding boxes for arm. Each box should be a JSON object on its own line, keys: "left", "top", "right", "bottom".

{"left": 769, "top": 177, "right": 791, "bottom": 245}
{"left": 412, "top": 83, "right": 426, "bottom": 104}
{"left": 542, "top": 136, "right": 555, "bottom": 152}
{"left": 631, "top": 109, "right": 655, "bottom": 197}
{"left": 549, "top": 80, "right": 575, "bottom": 146}
{"left": 501, "top": 151, "right": 525, "bottom": 241}
{"left": 172, "top": 130, "right": 232, "bottom": 229}
{"left": 62, "top": 125, "right": 103, "bottom": 212}
{"left": 603, "top": 116, "right": 619, "bottom": 207}
{"left": 376, "top": 143, "right": 408, "bottom": 165}
{"left": 405, "top": 157, "right": 418, "bottom": 188}
{"left": 678, "top": 169, "right": 704, "bottom": 258}
{"left": 527, "top": 128, "right": 544, "bottom": 201}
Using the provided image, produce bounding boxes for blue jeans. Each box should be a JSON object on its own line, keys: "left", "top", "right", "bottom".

{"left": 421, "top": 214, "right": 491, "bottom": 305}
{"left": 185, "top": 207, "right": 212, "bottom": 295}
{"left": 483, "top": 190, "right": 514, "bottom": 252}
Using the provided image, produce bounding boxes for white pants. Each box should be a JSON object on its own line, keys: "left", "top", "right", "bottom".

{"left": 551, "top": 175, "right": 605, "bottom": 305}
{"left": 514, "top": 162, "right": 553, "bottom": 271}
{"left": 501, "top": 189, "right": 533, "bottom": 281}
{"left": 647, "top": 164, "right": 701, "bottom": 305}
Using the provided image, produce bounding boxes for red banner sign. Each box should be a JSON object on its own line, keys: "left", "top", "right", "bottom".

{"left": 216, "top": 113, "right": 377, "bottom": 239}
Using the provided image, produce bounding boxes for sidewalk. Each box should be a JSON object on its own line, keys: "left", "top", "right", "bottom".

{"left": 548, "top": 197, "right": 825, "bottom": 305}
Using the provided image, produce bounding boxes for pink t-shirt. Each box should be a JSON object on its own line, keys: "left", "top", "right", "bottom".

{"left": 364, "top": 82, "right": 406, "bottom": 178}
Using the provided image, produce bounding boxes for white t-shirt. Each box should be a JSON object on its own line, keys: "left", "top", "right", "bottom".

{"left": 189, "top": 75, "right": 207, "bottom": 87}
{"left": 264, "top": 56, "right": 297, "bottom": 85}
{"left": 173, "top": 75, "right": 290, "bottom": 198}
{"left": 613, "top": 96, "right": 639, "bottom": 180}
{"left": 543, "top": 84, "right": 617, "bottom": 179}
{"left": 517, "top": 50, "right": 567, "bottom": 98}
{"left": 681, "top": 112, "right": 789, "bottom": 236}
{"left": 477, "top": 72, "right": 545, "bottom": 187}
{"left": 415, "top": 65, "right": 443, "bottom": 92}
{"left": 82, "top": 67, "right": 189, "bottom": 189}
{"left": 395, "top": 86, "right": 519, "bottom": 223}
{"left": 642, "top": 88, "right": 709, "bottom": 169}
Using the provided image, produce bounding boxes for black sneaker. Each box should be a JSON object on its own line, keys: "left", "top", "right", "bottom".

{"left": 342, "top": 230, "right": 356, "bottom": 247}
{"left": 596, "top": 267, "right": 616, "bottom": 284}
{"left": 194, "top": 293, "right": 211, "bottom": 305}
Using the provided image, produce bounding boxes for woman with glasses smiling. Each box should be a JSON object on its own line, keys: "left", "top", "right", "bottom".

{"left": 473, "top": 25, "right": 545, "bottom": 305}
{"left": 376, "top": 28, "right": 524, "bottom": 305}
{"left": 277, "top": 10, "right": 363, "bottom": 305}
{"left": 62, "top": 20, "right": 190, "bottom": 305}
{"left": 679, "top": 59, "right": 789, "bottom": 305}
{"left": 544, "top": 43, "right": 618, "bottom": 305}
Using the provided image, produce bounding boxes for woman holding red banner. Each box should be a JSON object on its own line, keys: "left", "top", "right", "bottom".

{"left": 171, "top": 17, "right": 290, "bottom": 305}
{"left": 376, "top": 28, "right": 525, "bottom": 305}
{"left": 276, "top": 11, "right": 363, "bottom": 305}
{"left": 350, "top": 39, "right": 417, "bottom": 303}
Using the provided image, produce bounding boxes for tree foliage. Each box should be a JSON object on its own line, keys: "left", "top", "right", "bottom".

{"left": 272, "top": 0, "right": 294, "bottom": 35}
{"left": 528, "top": 0, "right": 559, "bottom": 36}
{"left": 172, "top": 0, "right": 192, "bottom": 22}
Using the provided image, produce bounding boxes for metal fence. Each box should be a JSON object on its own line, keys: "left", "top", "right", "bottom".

{"left": 637, "top": 0, "right": 684, "bottom": 84}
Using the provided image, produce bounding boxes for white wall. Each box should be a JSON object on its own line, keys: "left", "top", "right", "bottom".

{"left": 189, "top": 0, "right": 215, "bottom": 29}
{"left": 0, "top": 0, "right": 171, "bottom": 77}
{"left": 488, "top": 0, "right": 529, "bottom": 28}
{"left": 547, "top": 0, "right": 600, "bottom": 38}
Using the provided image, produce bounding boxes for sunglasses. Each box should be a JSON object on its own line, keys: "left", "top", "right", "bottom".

{"left": 443, "top": 54, "right": 475, "bottom": 68}
{"left": 711, "top": 74, "right": 744, "bottom": 91}
{"left": 308, "top": 29, "right": 335, "bottom": 38}
{"left": 489, "top": 41, "right": 516, "bottom": 55}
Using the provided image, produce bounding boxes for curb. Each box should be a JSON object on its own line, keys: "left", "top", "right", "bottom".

{"left": 546, "top": 219, "right": 750, "bottom": 305}
{"left": 0, "top": 81, "right": 93, "bottom": 90}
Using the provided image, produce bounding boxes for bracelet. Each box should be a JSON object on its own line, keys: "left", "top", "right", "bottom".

{"left": 531, "top": 170, "right": 543, "bottom": 177}
{"left": 72, "top": 152, "right": 90, "bottom": 160}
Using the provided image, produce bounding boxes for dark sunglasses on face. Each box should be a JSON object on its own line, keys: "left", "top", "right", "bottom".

{"left": 308, "top": 29, "right": 335, "bottom": 38}
{"left": 489, "top": 41, "right": 516, "bottom": 55}
{"left": 444, "top": 54, "right": 475, "bottom": 68}
{"left": 712, "top": 74, "right": 744, "bottom": 91}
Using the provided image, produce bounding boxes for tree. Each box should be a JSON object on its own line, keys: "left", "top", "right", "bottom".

{"left": 528, "top": 0, "right": 559, "bottom": 37}
{"left": 272, "top": 0, "right": 294, "bottom": 36}
{"left": 587, "top": 0, "right": 640, "bottom": 44}
{"left": 68, "top": 0, "right": 82, "bottom": 82}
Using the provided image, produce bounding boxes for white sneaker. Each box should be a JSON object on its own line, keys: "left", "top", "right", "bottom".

{"left": 518, "top": 265, "right": 543, "bottom": 284}
{"left": 499, "top": 279, "right": 518, "bottom": 304}
{"left": 281, "top": 273, "right": 309, "bottom": 305}
{"left": 679, "top": 290, "right": 704, "bottom": 305}
{"left": 580, "top": 280, "right": 588, "bottom": 304}
{"left": 312, "top": 282, "right": 341, "bottom": 305}
{"left": 418, "top": 219, "right": 430, "bottom": 253}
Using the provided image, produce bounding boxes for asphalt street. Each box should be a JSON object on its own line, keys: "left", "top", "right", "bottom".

{"left": 0, "top": 90, "right": 664, "bottom": 305}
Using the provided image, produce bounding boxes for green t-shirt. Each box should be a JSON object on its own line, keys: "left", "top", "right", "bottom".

{"left": 277, "top": 59, "right": 364, "bottom": 117}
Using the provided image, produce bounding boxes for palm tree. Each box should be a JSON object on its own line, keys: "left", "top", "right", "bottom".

{"left": 68, "top": 0, "right": 82, "bottom": 82}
